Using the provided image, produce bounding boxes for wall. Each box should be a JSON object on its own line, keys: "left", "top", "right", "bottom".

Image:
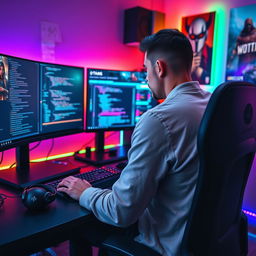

{"left": 1, "top": 0, "right": 256, "bottom": 225}
{"left": 0, "top": 0, "right": 164, "bottom": 168}
{"left": 164, "top": 0, "right": 256, "bottom": 223}
{"left": 165, "top": 0, "right": 256, "bottom": 87}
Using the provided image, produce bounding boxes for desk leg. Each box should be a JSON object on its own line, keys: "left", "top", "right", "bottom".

{"left": 69, "top": 239, "right": 92, "bottom": 256}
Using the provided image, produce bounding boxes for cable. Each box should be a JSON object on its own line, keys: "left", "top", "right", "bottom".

{"left": 0, "top": 151, "right": 4, "bottom": 165}
{"left": 30, "top": 140, "right": 42, "bottom": 151}
{"left": 0, "top": 193, "right": 21, "bottom": 208}
{"left": 9, "top": 162, "right": 16, "bottom": 169}
{"left": 0, "top": 193, "right": 21, "bottom": 198}
{"left": 6, "top": 141, "right": 42, "bottom": 169}
{"left": 45, "top": 139, "right": 54, "bottom": 161}
{"left": 29, "top": 141, "right": 42, "bottom": 163}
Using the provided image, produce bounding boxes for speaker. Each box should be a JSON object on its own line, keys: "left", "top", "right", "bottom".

{"left": 22, "top": 184, "right": 56, "bottom": 211}
{"left": 124, "top": 6, "right": 165, "bottom": 46}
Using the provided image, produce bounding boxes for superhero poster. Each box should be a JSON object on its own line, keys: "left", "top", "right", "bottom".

{"left": 226, "top": 4, "right": 256, "bottom": 84}
{"left": 182, "top": 12, "right": 215, "bottom": 85}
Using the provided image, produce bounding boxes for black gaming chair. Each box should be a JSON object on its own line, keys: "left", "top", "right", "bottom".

{"left": 98, "top": 81, "right": 256, "bottom": 256}
{"left": 181, "top": 81, "right": 256, "bottom": 256}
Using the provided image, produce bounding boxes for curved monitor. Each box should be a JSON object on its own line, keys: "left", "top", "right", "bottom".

{"left": 0, "top": 54, "right": 84, "bottom": 151}
{"left": 86, "top": 68, "right": 157, "bottom": 131}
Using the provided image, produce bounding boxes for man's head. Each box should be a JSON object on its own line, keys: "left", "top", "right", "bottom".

{"left": 140, "top": 29, "right": 193, "bottom": 99}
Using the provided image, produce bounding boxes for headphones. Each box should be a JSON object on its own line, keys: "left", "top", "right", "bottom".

{"left": 22, "top": 184, "right": 56, "bottom": 211}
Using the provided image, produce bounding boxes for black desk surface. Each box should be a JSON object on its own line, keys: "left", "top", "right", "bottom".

{"left": 0, "top": 158, "right": 119, "bottom": 256}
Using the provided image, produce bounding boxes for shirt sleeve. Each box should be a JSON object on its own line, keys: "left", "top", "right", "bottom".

{"left": 79, "top": 112, "right": 174, "bottom": 227}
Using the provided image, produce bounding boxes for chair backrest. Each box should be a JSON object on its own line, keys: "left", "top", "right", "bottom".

{"left": 181, "top": 81, "right": 256, "bottom": 256}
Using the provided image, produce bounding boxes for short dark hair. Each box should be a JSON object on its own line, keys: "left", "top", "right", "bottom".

{"left": 140, "top": 29, "right": 193, "bottom": 73}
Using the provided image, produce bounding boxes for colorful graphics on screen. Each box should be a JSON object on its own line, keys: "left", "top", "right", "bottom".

{"left": 226, "top": 4, "right": 256, "bottom": 84}
{"left": 0, "top": 56, "right": 9, "bottom": 101}
{"left": 182, "top": 12, "right": 216, "bottom": 85}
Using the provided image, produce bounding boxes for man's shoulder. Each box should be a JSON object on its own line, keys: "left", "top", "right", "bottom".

{"left": 140, "top": 102, "right": 173, "bottom": 122}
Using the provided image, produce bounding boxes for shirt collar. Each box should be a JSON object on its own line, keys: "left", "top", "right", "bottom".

{"left": 166, "top": 81, "right": 201, "bottom": 101}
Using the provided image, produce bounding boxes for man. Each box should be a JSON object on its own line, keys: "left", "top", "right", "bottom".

{"left": 57, "top": 29, "right": 211, "bottom": 256}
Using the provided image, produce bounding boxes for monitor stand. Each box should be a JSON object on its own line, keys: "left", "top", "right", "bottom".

{"left": 0, "top": 144, "right": 80, "bottom": 190}
{"left": 74, "top": 131, "right": 131, "bottom": 166}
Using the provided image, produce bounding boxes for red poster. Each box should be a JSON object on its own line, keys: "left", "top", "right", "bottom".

{"left": 182, "top": 12, "right": 216, "bottom": 85}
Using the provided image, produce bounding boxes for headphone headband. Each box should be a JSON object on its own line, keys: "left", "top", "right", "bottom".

{"left": 24, "top": 184, "right": 56, "bottom": 195}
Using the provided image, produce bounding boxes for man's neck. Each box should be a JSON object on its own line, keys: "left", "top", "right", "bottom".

{"left": 164, "top": 74, "right": 192, "bottom": 97}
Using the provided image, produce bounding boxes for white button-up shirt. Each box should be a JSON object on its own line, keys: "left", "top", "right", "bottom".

{"left": 79, "top": 81, "right": 211, "bottom": 256}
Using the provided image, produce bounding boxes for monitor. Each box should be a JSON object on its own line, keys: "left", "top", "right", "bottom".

{"left": 74, "top": 68, "right": 157, "bottom": 166}
{"left": 86, "top": 68, "right": 157, "bottom": 131}
{"left": 0, "top": 53, "right": 84, "bottom": 188}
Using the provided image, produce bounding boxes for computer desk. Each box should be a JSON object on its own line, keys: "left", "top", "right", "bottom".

{"left": 0, "top": 160, "right": 120, "bottom": 256}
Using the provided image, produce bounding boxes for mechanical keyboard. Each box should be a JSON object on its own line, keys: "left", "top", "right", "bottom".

{"left": 46, "top": 166, "right": 121, "bottom": 191}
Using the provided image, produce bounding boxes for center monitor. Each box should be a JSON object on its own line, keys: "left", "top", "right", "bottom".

{"left": 74, "top": 68, "right": 157, "bottom": 166}
{"left": 86, "top": 68, "right": 157, "bottom": 131}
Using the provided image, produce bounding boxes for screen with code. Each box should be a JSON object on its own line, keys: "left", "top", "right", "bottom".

{"left": 86, "top": 69, "right": 157, "bottom": 131}
{"left": 40, "top": 64, "right": 84, "bottom": 133}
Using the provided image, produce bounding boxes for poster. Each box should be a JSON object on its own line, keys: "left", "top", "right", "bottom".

{"left": 182, "top": 12, "right": 215, "bottom": 85}
{"left": 226, "top": 4, "right": 256, "bottom": 84}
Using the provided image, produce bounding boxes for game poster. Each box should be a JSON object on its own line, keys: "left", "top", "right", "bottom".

{"left": 182, "top": 12, "right": 216, "bottom": 85}
{"left": 226, "top": 4, "right": 256, "bottom": 84}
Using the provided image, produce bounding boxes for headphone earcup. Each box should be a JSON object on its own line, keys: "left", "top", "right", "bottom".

{"left": 44, "top": 191, "right": 56, "bottom": 203}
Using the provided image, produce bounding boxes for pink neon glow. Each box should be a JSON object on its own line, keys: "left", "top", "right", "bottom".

{"left": 136, "top": 94, "right": 144, "bottom": 100}
{"left": 96, "top": 86, "right": 122, "bottom": 94}
{"left": 136, "top": 93, "right": 147, "bottom": 100}
{"left": 99, "top": 111, "right": 125, "bottom": 116}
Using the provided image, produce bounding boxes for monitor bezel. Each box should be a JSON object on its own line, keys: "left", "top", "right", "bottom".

{"left": 85, "top": 67, "right": 148, "bottom": 132}
{"left": 0, "top": 53, "right": 85, "bottom": 152}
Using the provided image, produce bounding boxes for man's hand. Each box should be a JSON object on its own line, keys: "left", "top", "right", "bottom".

{"left": 57, "top": 176, "right": 92, "bottom": 200}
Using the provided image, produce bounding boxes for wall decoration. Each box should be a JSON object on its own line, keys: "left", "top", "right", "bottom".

{"left": 41, "top": 21, "right": 62, "bottom": 62}
{"left": 182, "top": 12, "right": 216, "bottom": 85}
{"left": 226, "top": 4, "right": 256, "bottom": 84}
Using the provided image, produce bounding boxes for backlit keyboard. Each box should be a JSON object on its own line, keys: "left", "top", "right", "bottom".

{"left": 46, "top": 166, "right": 121, "bottom": 190}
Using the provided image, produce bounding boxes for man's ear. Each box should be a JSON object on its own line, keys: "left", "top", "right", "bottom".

{"left": 155, "top": 60, "right": 166, "bottom": 78}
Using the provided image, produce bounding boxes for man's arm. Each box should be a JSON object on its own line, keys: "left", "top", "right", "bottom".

{"left": 78, "top": 112, "right": 174, "bottom": 227}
